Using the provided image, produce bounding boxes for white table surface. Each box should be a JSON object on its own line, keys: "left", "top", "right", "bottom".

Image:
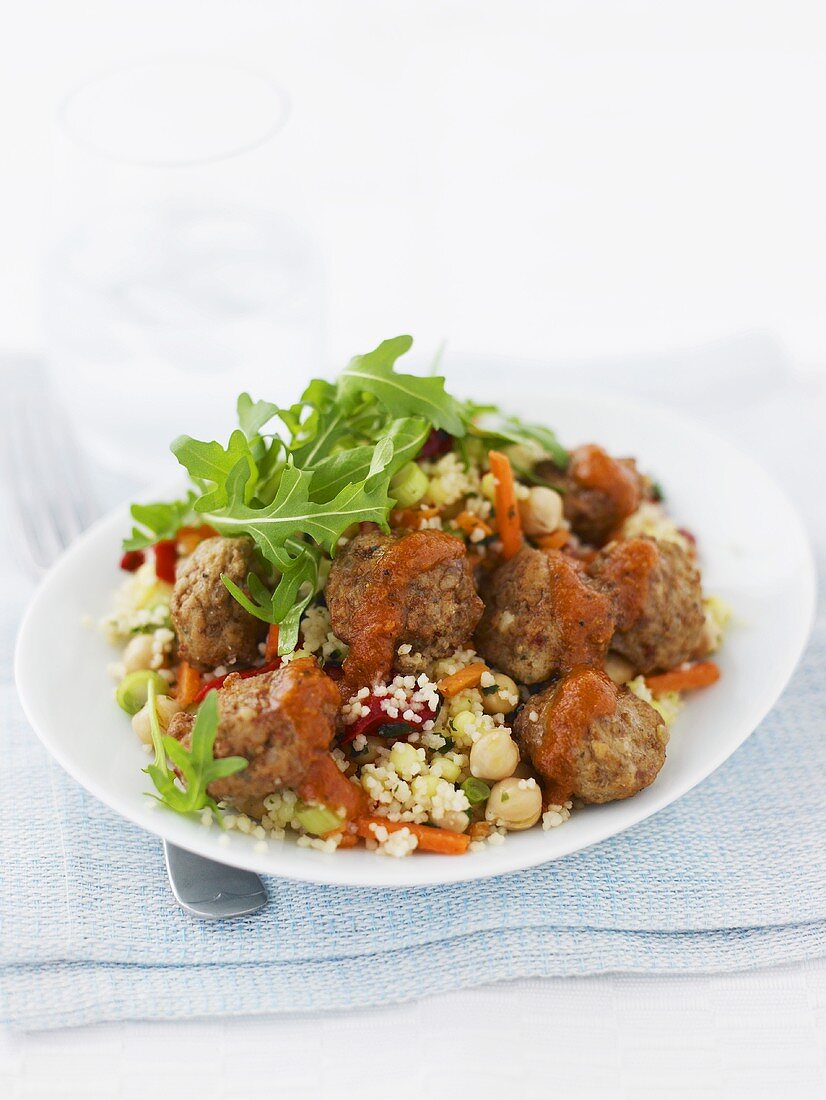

{"left": 2, "top": 2, "right": 826, "bottom": 1095}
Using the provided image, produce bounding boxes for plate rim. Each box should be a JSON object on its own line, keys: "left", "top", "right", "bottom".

{"left": 14, "top": 389, "right": 818, "bottom": 888}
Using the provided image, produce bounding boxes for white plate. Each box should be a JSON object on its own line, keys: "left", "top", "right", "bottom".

{"left": 15, "top": 392, "right": 816, "bottom": 887}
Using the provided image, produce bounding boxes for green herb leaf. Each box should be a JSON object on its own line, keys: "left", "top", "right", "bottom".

{"left": 309, "top": 417, "right": 429, "bottom": 502}
{"left": 468, "top": 415, "right": 569, "bottom": 468}
{"left": 339, "top": 336, "right": 466, "bottom": 435}
{"left": 144, "top": 683, "right": 247, "bottom": 819}
{"left": 461, "top": 777, "right": 491, "bottom": 805}
{"left": 201, "top": 440, "right": 394, "bottom": 560}
{"left": 123, "top": 493, "right": 198, "bottom": 550}
{"left": 171, "top": 429, "right": 257, "bottom": 510}
{"left": 237, "top": 392, "right": 280, "bottom": 439}
{"left": 221, "top": 538, "right": 321, "bottom": 653}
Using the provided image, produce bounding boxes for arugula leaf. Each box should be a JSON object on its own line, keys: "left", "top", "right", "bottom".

{"left": 339, "top": 336, "right": 466, "bottom": 435}
{"left": 126, "top": 333, "right": 572, "bottom": 657}
{"left": 144, "top": 681, "right": 247, "bottom": 818}
{"left": 237, "top": 392, "right": 279, "bottom": 439}
{"left": 200, "top": 438, "right": 394, "bottom": 561}
{"left": 309, "top": 416, "right": 429, "bottom": 502}
{"left": 467, "top": 413, "right": 569, "bottom": 468}
{"left": 123, "top": 493, "right": 198, "bottom": 550}
{"left": 222, "top": 538, "right": 320, "bottom": 653}
{"left": 171, "top": 429, "right": 257, "bottom": 511}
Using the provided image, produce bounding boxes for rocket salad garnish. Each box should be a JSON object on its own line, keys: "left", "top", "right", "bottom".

{"left": 124, "top": 335, "right": 568, "bottom": 656}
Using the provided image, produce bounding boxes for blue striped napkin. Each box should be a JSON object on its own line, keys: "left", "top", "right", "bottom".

{"left": 1, "top": 549, "right": 824, "bottom": 1031}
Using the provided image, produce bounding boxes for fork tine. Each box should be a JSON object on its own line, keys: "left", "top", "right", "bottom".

{"left": 2, "top": 379, "right": 99, "bottom": 575}
{"left": 4, "top": 404, "right": 63, "bottom": 572}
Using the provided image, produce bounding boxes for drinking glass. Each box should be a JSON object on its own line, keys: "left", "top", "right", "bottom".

{"left": 45, "top": 59, "right": 323, "bottom": 481}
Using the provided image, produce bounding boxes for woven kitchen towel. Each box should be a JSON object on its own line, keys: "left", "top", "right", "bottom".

{"left": 1, "top": 555, "right": 824, "bottom": 1030}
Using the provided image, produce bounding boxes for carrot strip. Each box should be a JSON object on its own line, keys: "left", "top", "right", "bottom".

{"left": 646, "top": 661, "right": 721, "bottom": 696}
{"left": 265, "top": 624, "right": 280, "bottom": 661}
{"left": 354, "top": 816, "right": 470, "bottom": 855}
{"left": 454, "top": 510, "right": 494, "bottom": 539}
{"left": 535, "top": 529, "right": 569, "bottom": 551}
{"left": 334, "top": 832, "right": 359, "bottom": 849}
{"left": 175, "top": 661, "right": 202, "bottom": 708}
{"left": 488, "top": 451, "right": 523, "bottom": 560}
{"left": 436, "top": 661, "right": 488, "bottom": 698}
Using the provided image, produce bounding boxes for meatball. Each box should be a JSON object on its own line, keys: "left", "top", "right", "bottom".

{"left": 170, "top": 536, "right": 267, "bottom": 671}
{"left": 514, "top": 666, "right": 667, "bottom": 804}
{"left": 536, "top": 444, "right": 642, "bottom": 546}
{"left": 588, "top": 536, "right": 705, "bottom": 673}
{"left": 475, "top": 546, "right": 614, "bottom": 683}
{"left": 167, "top": 658, "right": 365, "bottom": 819}
{"left": 326, "top": 528, "right": 484, "bottom": 689}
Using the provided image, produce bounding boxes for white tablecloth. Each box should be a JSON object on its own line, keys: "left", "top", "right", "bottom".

{"left": 2, "top": 964, "right": 825, "bottom": 1099}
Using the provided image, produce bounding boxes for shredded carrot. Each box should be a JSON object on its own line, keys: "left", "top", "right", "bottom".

{"left": 334, "top": 832, "right": 359, "bottom": 849}
{"left": 354, "top": 816, "right": 470, "bottom": 855}
{"left": 646, "top": 661, "right": 721, "bottom": 696}
{"left": 535, "top": 529, "right": 569, "bottom": 551}
{"left": 390, "top": 504, "right": 441, "bottom": 529}
{"left": 175, "top": 661, "right": 202, "bottom": 708}
{"left": 265, "top": 624, "right": 280, "bottom": 661}
{"left": 488, "top": 450, "right": 523, "bottom": 560}
{"left": 454, "top": 510, "right": 493, "bottom": 539}
{"left": 436, "top": 661, "right": 488, "bottom": 698}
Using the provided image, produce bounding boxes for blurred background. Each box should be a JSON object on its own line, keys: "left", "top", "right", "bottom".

{"left": 1, "top": 0, "right": 825, "bottom": 487}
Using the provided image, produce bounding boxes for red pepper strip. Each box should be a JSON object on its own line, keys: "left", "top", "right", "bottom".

{"left": 193, "top": 660, "right": 282, "bottom": 704}
{"left": 154, "top": 539, "right": 178, "bottom": 584}
{"left": 339, "top": 696, "right": 438, "bottom": 745}
{"left": 120, "top": 549, "right": 145, "bottom": 572}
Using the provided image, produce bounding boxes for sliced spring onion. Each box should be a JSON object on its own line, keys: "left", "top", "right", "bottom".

{"left": 461, "top": 777, "right": 491, "bottom": 805}
{"left": 390, "top": 461, "right": 429, "bottom": 508}
{"left": 116, "top": 670, "right": 170, "bottom": 715}
{"left": 294, "top": 802, "right": 345, "bottom": 836}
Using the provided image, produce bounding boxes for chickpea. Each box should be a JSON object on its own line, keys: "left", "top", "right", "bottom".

{"left": 480, "top": 671, "right": 520, "bottom": 715}
{"left": 470, "top": 729, "right": 519, "bottom": 782}
{"left": 518, "top": 485, "right": 564, "bottom": 537}
{"left": 604, "top": 652, "right": 636, "bottom": 685}
{"left": 131, "top": 695, "right": 181, "bottom": 745}
{"left": 485, "top": 776, "right": 543, "bottom": 830}
{"left": 122, "top": 634, "right": 157, "bottom": 674}
{"left": 435, "top": 810, "right": 470, "bottom": 833}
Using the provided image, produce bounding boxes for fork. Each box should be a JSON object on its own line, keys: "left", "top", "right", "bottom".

{"left": 3, "top": 365, "right": 267, "bottom": 920}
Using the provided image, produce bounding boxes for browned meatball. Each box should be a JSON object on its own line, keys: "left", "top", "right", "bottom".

{"left": 475, "top": 546, "right": 614, "bottom": 684}
{"left": 167, "top": 658, "right": 365, "bottom": 819}
{"left": 514, "top": 666, "right": 667, "bottom": 804}
{"left": 588, "top": 536, "right": 705, "bottom": 674}
{"left": 326, "top": 528, "right": 483, "bottom": 691}
{"left": 170, "top": 536, "right": 267, "bottom": 671}
{"left": 536, "top": 444, "right": 643, "bottom": 547}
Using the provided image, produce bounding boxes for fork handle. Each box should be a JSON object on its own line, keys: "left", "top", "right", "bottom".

{"left": 163, "top": 841, "right": 268, "bottom": 919}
